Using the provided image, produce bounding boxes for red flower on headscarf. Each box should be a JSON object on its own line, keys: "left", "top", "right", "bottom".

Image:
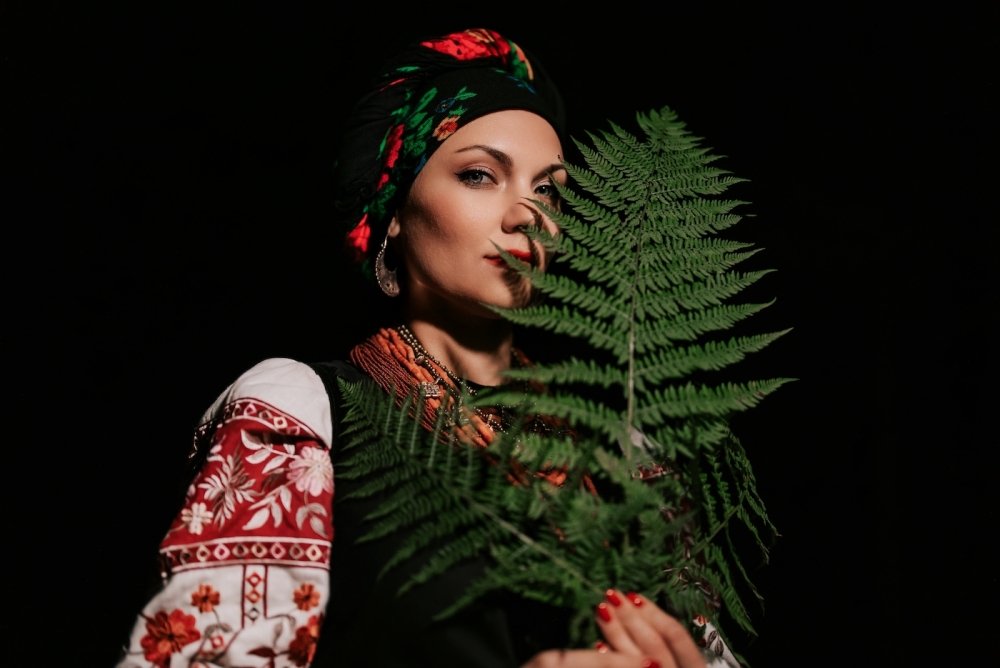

{"left": 140, "top": 609, "right": 202, "bottom": 666}
{"left": 432, "top": 116, "right": 460, "bottom": 141}
{"left": 374, "top": 123, "right": 405, "bottom": 192}
{"left": 382, "top": 123, "right": 405, "bottom": 170}
{"left": 421, "top": 28, "right": 511, "bottom": 62}
{"left": 346, "top": 213, "right": 371, "bottom": 261}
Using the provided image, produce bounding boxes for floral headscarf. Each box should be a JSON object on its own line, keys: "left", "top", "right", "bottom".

{"left": 332, "top": 28, "right": 567, "bottom": 277}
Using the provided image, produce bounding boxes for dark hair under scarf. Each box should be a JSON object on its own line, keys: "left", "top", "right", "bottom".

{"left": 333, "top": 28, "right": 567, "bottom": 278}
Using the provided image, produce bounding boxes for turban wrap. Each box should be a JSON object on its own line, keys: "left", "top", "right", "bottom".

{"left": 332, "top": 28, "right": 567, "bottom": 278}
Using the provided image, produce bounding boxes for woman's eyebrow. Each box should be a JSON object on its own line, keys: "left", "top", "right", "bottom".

{"left": 454, "top": 144, "right": 566, "bottom": 180}
{"left": 538, "top": 164, "right": 567, "bottom": 181}
{"left": 455, "top": 144, "right": 512, "bottom": 170}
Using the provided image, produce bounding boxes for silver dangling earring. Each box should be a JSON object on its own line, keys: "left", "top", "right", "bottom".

{"left": 374, "top": 232, "right": 400, "bottom": 297}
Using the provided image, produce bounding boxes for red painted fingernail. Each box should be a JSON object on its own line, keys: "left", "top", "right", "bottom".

{"left": 596, "top": 602, "right": 612, "bottom": 622}
{"left": 626, "top": 591, "right": 643, "bottom": 606}
{"left": 605, "top": 589, "right": 623, "bottom": 607}
{"left": 641, "top": 660, "right": 661, "bottom": 668}
{"left": 594, "top": 640, "right": 609, "bottom": 654}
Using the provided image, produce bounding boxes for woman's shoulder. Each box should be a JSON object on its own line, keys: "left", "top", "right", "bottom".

{"left": 199, "top": 357, "right": 335, "bottom": 446}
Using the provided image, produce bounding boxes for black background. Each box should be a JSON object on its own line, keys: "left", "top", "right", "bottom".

{"left": 6, "top": 2, "right": 997, "bottom": 665}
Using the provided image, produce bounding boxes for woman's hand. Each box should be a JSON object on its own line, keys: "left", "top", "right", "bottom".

{"left": 594, "top": 590, "right": 707, "bottom": 668}
{"left": 520, "top": 590, "right": 707, "bottom": 668}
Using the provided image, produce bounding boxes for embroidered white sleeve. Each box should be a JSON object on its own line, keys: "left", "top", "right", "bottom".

{"left": 116, "top": 358, "right": 335, "bottom": 668}
{"left": 202, "top": 357, "right": 333, "bottom": 447}
{"left": 700, "top": 618, "right": 743, "bottom": 668}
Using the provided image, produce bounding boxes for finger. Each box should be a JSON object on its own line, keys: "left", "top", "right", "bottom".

{"left": 522, "top": 648, "right": 660, "bottom": 667}
{"left": 595, "top": 595, "right": 644, "bottom": 656}
{"left": 625, "top": 592, "right": 706, "bottom": 668}
{"left": 602, "top": 590, "right": 673, "bottom": 663}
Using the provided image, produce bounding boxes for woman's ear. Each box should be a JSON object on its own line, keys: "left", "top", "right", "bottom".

{"left": 387, "top": 215, "right": 401, "bottom": 239}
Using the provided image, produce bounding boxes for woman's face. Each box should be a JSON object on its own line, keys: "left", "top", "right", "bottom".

{"left": 388, "top": 109, "right": 565, "bottom": 319}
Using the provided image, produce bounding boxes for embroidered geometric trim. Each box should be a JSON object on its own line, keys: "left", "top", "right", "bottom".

{"left": 219, "top": 397, "right": 319, "bottom": 438}
{"left": 161, "top": 537, "right": 330, "bottom": 573}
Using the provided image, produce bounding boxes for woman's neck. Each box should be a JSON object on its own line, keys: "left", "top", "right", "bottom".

{"left": 403, "top": 315, "right": 513, "bottom": 387}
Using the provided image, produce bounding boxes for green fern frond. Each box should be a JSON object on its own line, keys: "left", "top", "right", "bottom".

{"left": 635, "top": 378, "right": 792, "bottom": 422}
{"left": 641, "top": 300, "right": 776, "bottom": 343}
{"left": 561, "top": 161, "right": 632, "bottom": 213}
{"left": 502, "top": 358, "right": 627, "bottom": 388}
{"left": 500, "top": 105, "right": 790, "bottom": 643}
{"left": 650, "top": 418, "right": 733, "bottom": 455}
{"left": 634, "top": 330, "right": 793, "bottom": 383}
{"left": 490, "top": 303, "right": 626, "bottom": 357}
{"left": 487, "top": 391, "right": 625, "bottom": 440}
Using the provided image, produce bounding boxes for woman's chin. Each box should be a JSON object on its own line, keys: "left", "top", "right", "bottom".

{"left": 501, "top": 277, "right": 535, "bottom": 310}
{"left": 483, "top": 288, "right": 535, "bottom": 313}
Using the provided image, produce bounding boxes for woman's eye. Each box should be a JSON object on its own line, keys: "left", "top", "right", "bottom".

{"left": 457, "top": 169, "right": 492, "bottom": 187}
{"left": 535, "top": 182, "right": 561, "bottom": 203}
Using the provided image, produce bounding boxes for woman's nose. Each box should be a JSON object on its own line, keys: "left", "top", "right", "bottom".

{"left": 501, "top": 200, "right": 541, "bottom": 235}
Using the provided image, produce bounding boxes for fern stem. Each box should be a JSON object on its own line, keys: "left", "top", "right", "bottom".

{"left": 409, "top": 396, "right": 423, "bottom": 456}
{"left": 624, "top": 223, "right": 640, "bottom": 467}
{"left": 689, "top": 488, "right": 748, "bottom": 554}
{"left": 465, "top": 495, "right": 604, "bottom": 597}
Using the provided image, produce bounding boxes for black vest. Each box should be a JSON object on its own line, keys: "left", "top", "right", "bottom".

{"left": 307, "top": 360, "right": 569, "bottom": 668}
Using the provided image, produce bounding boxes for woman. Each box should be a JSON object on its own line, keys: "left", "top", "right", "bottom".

{"left": 115, "top": 28, "right": 736, "bottom": 668}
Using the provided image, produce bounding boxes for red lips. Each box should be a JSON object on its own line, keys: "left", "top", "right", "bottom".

{"left": 485, "top": 248, "right": 534, "bottom": 267}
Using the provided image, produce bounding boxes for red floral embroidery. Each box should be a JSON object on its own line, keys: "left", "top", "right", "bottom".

{"left": 191, "top": 583, "right": 220, "bottom": 613}
{"left": 432, "top": 116, "right": 460, "bottom": 141}
{"left": 287, "top": 613, "right": 323, "bottom": 666}
{"left": 293, "top": 582, "right": 321, "bottom": 611}
{"left": 421, "top": 28, "right": 510, "bottom": 62}
{"left": 140, "top": 609, "right": 202, "bottom": 667}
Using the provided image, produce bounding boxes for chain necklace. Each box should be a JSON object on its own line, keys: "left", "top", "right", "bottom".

{"left": 396, "top": 324, "right": 474, "bottom": 394}
{"left": 396, "top": 324, "right": 516, "bottom": 433}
